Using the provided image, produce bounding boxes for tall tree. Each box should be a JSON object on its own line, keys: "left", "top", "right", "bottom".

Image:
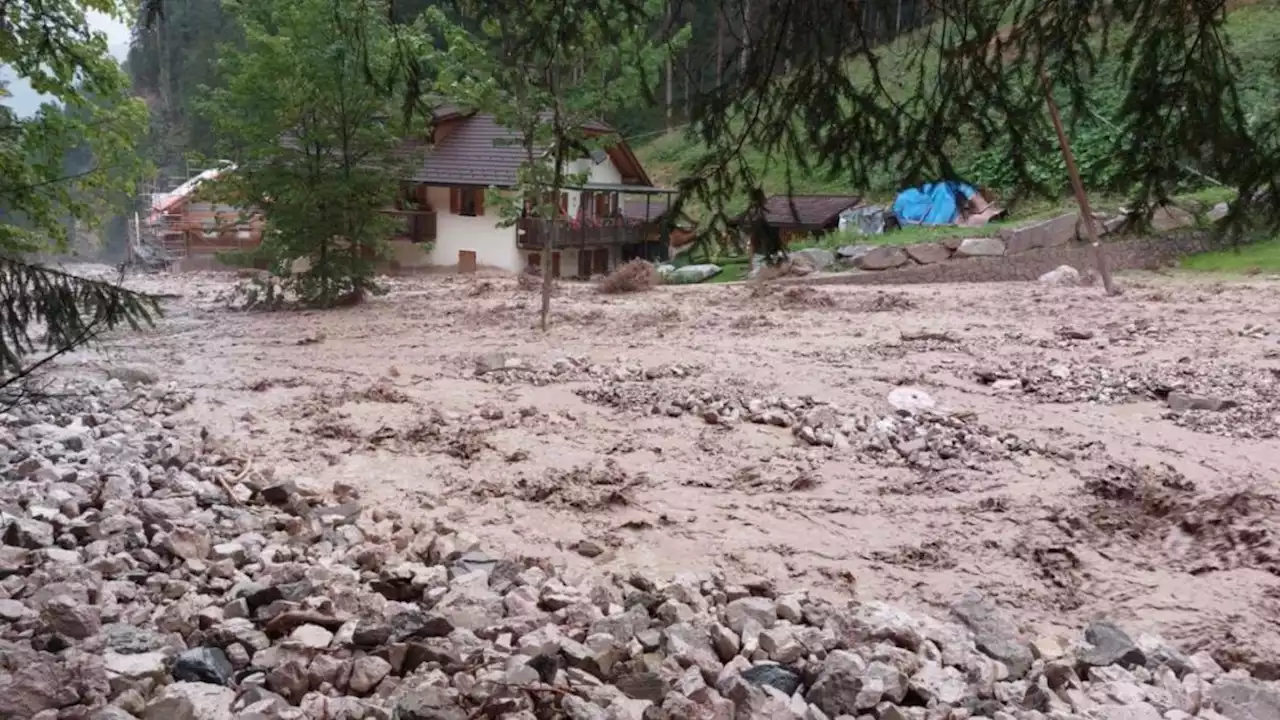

{"left": 424, "top": 0, "right": 686, "bottom": 331}
{"left": 201, "top": 0, "right": 419, "bottom": 308}
{"left": 0, "top": 0, "right": 157, "bottom": 379}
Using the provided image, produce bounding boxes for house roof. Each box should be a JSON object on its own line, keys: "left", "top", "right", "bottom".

{"left": 757, "top": 194, "right": 863, "bottom": 228}
{"left": 411, "top": 112, "right": 650, "bottom": 188}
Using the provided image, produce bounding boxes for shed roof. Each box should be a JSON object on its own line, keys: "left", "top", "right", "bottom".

{"left": 759, "top": 194, "right": 862, "bottom": 228}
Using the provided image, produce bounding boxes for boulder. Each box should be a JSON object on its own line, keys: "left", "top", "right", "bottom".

{"left": 142, "top": 682, "right": 235, "bottom": 720}
{"left": 1000, "top": 213, "right": 1078, "bottom": 254}
{"left": 856, "top": 246, "right": 910, "bottom": 270}
{"left": 950, "top": 592, "right": 1033, "bottom": 678}
{"left": 955, "top": 236, "right": 1006, "bottom": 257}
{"left": 806, "top": 650, "right": 867, "bottom": 717}
{"left": 903, "top": 243, "right": 951, "bottom": 265}
{"left": 1039, "top": 265, "right": 1082, "bottom": 286}
{"left": 836, "top": 245, "right": 876, "bottom": 262}
{"left": 1080, "top": 620, "right": 1146, "bottom": 668}
{"left": 173, "top": 648, "right": 234, "bottom": 686}
{"left": 790, "top": 248, "right": 836, "bottom": 272}
{"left": 1151, "top": 205, "right": 1196, "bottom": 231}
{"left": 887, "top": 387, "right": 936, "bottom": 416}
{"left": 1213, "top": 677, "right": 1280, "bottom": 720}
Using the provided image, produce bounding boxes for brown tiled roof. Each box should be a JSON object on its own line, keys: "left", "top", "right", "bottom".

{"left": 760, "top": 194, "right": 862, "bottom": 228}
{"left": 412, "top": 114, "right": 528, "bottom": 186}
{"left": 412, "top": 113, "right": 620, "bottom": 187}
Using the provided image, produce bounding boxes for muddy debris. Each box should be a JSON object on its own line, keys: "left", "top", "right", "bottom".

{"left": 3, "top": 376, "right": 1279, "bottom": 719}
{"left": 1049, "top": 462, "right": 1280, "bottom": 577}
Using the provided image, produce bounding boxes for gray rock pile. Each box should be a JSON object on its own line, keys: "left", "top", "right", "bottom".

{"left": 476, "top": 354, "right": 701, "bottom": 387}
{"left": 4, "top": 377, "right": 1280, "bottom": 720}
{"left": 577, "top": 381, "right": 1060, "bottom": 471}
{"left": 973, "top": 361, "right": 1280, "bottom": 439}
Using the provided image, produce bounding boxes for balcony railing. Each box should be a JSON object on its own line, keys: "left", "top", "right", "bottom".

{"left": 384, "top": 209, "right": 438, "bottom": 244}
{"left": 516, "top": 216, "right": 652, "bottom": 250}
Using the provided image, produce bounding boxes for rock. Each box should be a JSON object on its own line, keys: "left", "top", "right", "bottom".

{"left": 856, "top": 246, "right": 910, "bottom": 271}
{"left": 954, "top": 236, "right": 1006, "bottom": 257}
{"left": 887, "top": 387, "right": 935, "bottom": 416}
{"left": 43, "top": 594, "right": 101, "bottom": 638}
{"left": 807, "top": 650, "right": 866, "bottom": 716}
{"left": 1039, "top": 265, "right": 1082, "bottom": 286}
{"left": 904, "top": 243, "right": 952, "bottom": 265}
{"left": 1081, "top": 620, "right": 1146, "bottom": 668}
{"left": 724, "top": 596, "right": 777, "bottom": 634}
{"left": 394, "top": 686, "right": 468, "bottom": 720}
{"left": 104, "top": 651, "right": 170, "bottom": 680}
{"left": 710, "top": 623, "right": 740, "bottom": 661}
{"left": 615, "top": 672, "right": 670, "bottom": 702}
{"left": 1094, "top": 703, "right": 1165, "bottom": 720}
{"left": 1167, "top": 392, "right": 1236, "bottom": 412}
{"left": 909, "top": 661, "right": 968, "bottom": 705}
{"left": 107, "top": 365, "right": 159, "bottom": 384}
{"left": 164, "top": 527, "right": 211, "bottom": 561}
{"left": 742, "top": 663, "right": 804, "bottom": 696}
{"left": 4, "top": 517, "right": 55, "bottom": 548}
{"left": 266, "top": 659, "right": 310, "bottom": 702}
{"left": 289, "top": 623, "right": 334, "bottom": 649}
{"left": 950, "top": 592, "right": 1033, "bottom": 678}
{"left": 836, "top": 245, "right": 875, "bottom": 262}
{"left": 1151, "top": 205, "right": 1196, "bottom": 231}
{"left": 0, "top": 660, "right": 81, "bottom": 717}
{"left": 1209, "top": 202, "right": 1230, "bottom": 222}
{"left": 174, "top": 647, "right": 235, "bottom": 686}
{"left": 1213, "top": 677, "right": 1280, "bottom": 720}
{"left": 790, "top": 248, "right": 836, "bottom": 272}
{"left": 575, "top": 539, "right": 606, "bottom": 558}
{"left": 1001, "top": 213, "right": 1078, "bottom": 254}
{"left": 348, "top": 655, "right": 392, "bottom": 695}
{"left": 143, "top": 682, "right": 235, "bottom": 720}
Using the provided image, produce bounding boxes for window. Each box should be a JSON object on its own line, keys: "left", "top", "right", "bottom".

{"left": 450, "top": 187, "right": 485, "bottom": 217}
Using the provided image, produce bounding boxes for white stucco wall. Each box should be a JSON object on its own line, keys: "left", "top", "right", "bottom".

{"left": 398, "top": 153, "right": 629, "bottom": 275}
{"left": 563, "top": 156, "right": 624, "bottom": 218}
{"left": 421, "top": 185, "right": 521, "bottom": 273}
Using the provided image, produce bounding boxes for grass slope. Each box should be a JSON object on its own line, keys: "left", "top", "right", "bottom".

{"left": 636, "top": 2, "right": 1280, "bottom": 212}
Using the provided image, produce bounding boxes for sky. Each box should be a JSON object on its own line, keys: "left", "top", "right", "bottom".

{"left": 2, "top": 10, "right": 132, "bottom": 117}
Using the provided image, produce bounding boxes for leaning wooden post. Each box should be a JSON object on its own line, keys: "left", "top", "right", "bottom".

{"left": 1039, "top": 67, "right": 1118, "bottom": 296}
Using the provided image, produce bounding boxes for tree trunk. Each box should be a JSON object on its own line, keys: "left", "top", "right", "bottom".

{"left": 740, "top": 0, "right": 751, "bottom": 75}
{"left": 1039, "top": 67, "right": 1117, "bottom": 296}
{"left": 716, "top": 9, "right": 725, "bottom": 86}
{"left": 665, "top": 2, "right": 673, "bottom": 131}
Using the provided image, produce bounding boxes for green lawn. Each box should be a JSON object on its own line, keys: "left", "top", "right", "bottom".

{"left": 1181, "top": 237, "right": 1280, "bottom": 274}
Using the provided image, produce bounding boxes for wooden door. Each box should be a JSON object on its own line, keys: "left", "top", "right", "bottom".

{"left": 578, "top": 251, "right": 592, "bottom": 278}
{"left": 458, "top": 250, "right": 477, "bottom": 273}
{"left": 592, "top": 248, "right": 609, "bottom": 275}
{"left": 552, "top": 252, "right": 561, "bottom": 278}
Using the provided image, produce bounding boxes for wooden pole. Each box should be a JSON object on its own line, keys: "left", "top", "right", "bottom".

{"left": 1040, "top": 67, "right": 1118, "bottom": 296}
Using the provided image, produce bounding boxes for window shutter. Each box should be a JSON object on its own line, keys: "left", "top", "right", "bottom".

{"left": 449, "top": 187, "right": 460, "bottom": 214}
{"left": 475, "top": 188, "right": 485, "bottom": 216}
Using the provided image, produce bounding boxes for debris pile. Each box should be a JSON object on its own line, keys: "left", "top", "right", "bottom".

{"left": 578, "top": 380, "right": 1058, "bottom": 472}
{"left": 974, "top": 361, "right": 1280, "bottom": 437}
{"left": 2, "top": 377, "right": 1280, "bottom": 719}
{"left": 475, "top": 353, "right": 701, "bottom": 387}
{"left": 1052, "top": 462, "right": 1280, "bottom": 577}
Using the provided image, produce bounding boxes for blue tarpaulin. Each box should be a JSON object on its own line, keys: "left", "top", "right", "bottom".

{"left": 892, "top": 181, "right": 978, "bottom": 226}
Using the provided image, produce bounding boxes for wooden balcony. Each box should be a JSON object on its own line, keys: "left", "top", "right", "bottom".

{"left": 516, "top": 217, "right": 652, "bottom": 250}
{"left": 385, "top": 209, "right": 438, "bottom": 243}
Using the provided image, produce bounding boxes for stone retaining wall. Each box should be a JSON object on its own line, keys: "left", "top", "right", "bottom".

{"left": 795, "top": 230, "right": 1233, "bottom": 287}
